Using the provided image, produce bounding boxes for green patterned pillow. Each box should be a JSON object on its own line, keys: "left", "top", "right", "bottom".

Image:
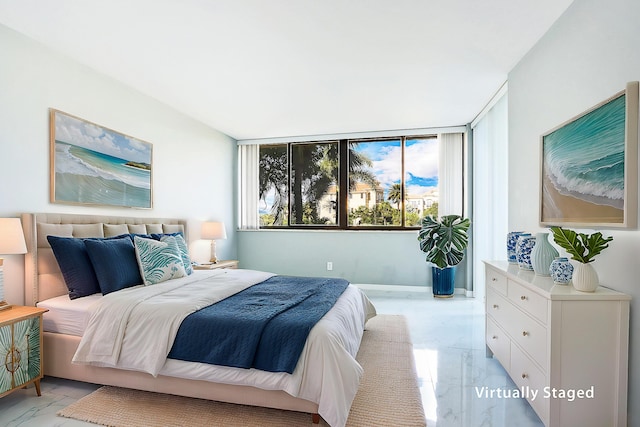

{"left": 134, "top": 236, "right": 186, "bottom": 285}
{"left": 162, "top": 234, "right": 193, "bottom": 275}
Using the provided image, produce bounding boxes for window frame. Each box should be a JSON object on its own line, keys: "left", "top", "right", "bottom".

{"left": 258, "top": 135, "right": 437, "bottom": 230}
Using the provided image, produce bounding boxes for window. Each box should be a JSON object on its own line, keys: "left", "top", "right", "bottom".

{"left": 259, "top": 141, "right": 339, "bottom": 226}
{"left": 258, "top": 144, "right": 289, "bottom": 226}
{"left": 251, "top": 134, "right": 447, "bottom": 230}
{"left": 347, "top": 137, "right": 438, "bottom": 227}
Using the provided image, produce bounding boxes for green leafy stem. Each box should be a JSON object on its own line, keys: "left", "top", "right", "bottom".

{"left": 550, "top": 226, "right": 613, "bottom": 263}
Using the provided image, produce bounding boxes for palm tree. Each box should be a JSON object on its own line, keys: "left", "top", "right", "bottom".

{"left": 387, "top": 183, "right": 403, "bottom": 209}
{"left": 347, "top": 143, "right": 377, "bottom": 190}
{"left": 291, "top": 143, "right": 337, "bottom": 224}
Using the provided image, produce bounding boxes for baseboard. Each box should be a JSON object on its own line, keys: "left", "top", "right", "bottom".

{"left": 354, "top": 283, "right": 469, "bottom": 295}
{"left": 354, "top": 284, "right": 430, "bottom": 293}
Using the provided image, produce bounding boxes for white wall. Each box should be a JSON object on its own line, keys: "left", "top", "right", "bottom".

{"left": 0, "top": 24, "right": 237, "bottom": 304}
{"left": 508, "top": 0, "right": 640, "bottom": 423}
{"left": 238, "top": 229, "right": 437, "bottom": 288}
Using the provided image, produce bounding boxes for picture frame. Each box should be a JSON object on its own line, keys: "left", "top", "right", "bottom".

{"left": 540, "top": 81, "right": 639, "bottom": 228}
{"left": 50, "top": 109, "right": 153, "bottom": 209}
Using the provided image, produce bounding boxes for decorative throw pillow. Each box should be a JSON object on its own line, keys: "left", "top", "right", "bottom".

{"left": 134, "top": 236, "right": 186, "bottom": 285}
{"left": 161, "top": 233, "right": 193, "bottom": 275}
{"left": 85, "top": 236, "right": 143, "bottom": 295}
{"left": 47, "top": 235, "right": 101, "bottom": 299}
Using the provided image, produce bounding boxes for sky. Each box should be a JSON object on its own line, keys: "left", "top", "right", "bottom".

{"left": 352, "top": 137, "right": 438, "bottom": 197}
{"left": 54, "top": 111, "right": 152, "bottom": 164}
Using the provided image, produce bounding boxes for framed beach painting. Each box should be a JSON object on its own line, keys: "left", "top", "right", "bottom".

{"left": 50, "top": 109, "right": 153, "bottom": 209}
{"left": 540, "top": 81, "right": 638, "bottom": 228}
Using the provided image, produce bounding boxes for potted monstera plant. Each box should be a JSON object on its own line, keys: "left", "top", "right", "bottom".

{"left": 550, "top": 226, "right": 613, "bottom": 292}
{"left": 417, "top": 214, "right": 471, "bottom": 297}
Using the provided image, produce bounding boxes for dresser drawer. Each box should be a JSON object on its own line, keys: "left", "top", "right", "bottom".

{"left": 486, "top": 268, "right": 507, "bottom": 296}
{"left": 508, "top": 280, "right": 548, "bottom": 324}
{"left": 486, "top": 317, "right": 510, "bottom": 367}
{"left": 486, "top": 288, "right": 510, "bottom": 326}
{"left": 510, "top": 343, "right": 549, "bottom": 423}
{"left": 503, "top": 307, "right": 547, "bottom": 368}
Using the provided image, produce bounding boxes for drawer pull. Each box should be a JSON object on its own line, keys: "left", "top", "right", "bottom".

{"left": 493, "top": 304, "right": 499, "bottom": 309}
{"left": 492, "top": 335, "right": 498, "bottom": 340}
{"left": 522, "top": 331, "right": 529, "bottom": 336}
{"left": 520, "top": 295, "right": 527, "bottom": 301}
{"left": 492, "top": 277, "right": 497, "bottom": 282}
{"left": 521, "top": 373, "right": 528, "bottom": 379}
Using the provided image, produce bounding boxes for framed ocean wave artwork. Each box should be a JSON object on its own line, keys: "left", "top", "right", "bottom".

{"left": 540, "top": 81, "right": 639, "bottom": 228}
{"left": 50, "top": 109, "right": 153, "bottom": 209}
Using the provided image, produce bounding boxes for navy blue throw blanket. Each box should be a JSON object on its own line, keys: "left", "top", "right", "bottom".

{"left": 167, "top": 275, "right": 349, "bottom": 373}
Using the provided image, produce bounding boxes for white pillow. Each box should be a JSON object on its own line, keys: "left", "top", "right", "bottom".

{"left": 134, "top": 236, "right": 186, "bottom": 285}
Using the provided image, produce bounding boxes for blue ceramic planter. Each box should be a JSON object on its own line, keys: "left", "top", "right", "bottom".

{"left": 432, "top": 266, "right": 455, "bottom": 298}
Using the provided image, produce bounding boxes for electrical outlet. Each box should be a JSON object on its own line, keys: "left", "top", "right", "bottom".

{"left": 327, "top": 261, "right": 333, "bottom": 271}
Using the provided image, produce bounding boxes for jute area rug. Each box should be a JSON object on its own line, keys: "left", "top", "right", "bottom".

{"left": 58, "top": 314, "right": 426, "bottom": 426}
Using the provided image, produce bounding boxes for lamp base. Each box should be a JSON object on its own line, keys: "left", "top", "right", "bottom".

{"left": 209, "top": 240, "right": 218, "bottom": 264}
{"left": 0, "top": 300, "right": 12, "bottom": 311}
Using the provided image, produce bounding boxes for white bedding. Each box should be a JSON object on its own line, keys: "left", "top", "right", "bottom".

{"left": 40, "top": 269, "right": 376, "bottom": 427}
{"left": 38, "top": 293, "right": 102, "bottom": 336}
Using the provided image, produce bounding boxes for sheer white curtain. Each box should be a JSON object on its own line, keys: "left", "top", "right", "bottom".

{"left": 438, "top": 132, "right": 464, "bottom": 216}
{"left": 471, "top": 89, "right": 508, "bottom": 300}
{"left": 238, "top": 144, "right": 260, "bottom": 229}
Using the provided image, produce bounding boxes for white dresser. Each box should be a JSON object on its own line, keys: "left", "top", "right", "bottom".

{"left": 484, "top": 261, "right": 630, "bottom": 427}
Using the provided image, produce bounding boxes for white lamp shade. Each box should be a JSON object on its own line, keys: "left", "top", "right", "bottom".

{"left": 0, "top": 218, "right": 27, "bottom": 255}
{"left": 201, "top": 221, "right": 227, "bottom": 240}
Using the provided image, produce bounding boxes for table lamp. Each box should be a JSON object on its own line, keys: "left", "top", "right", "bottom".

{"left": 0, "top": 218, "right": 28, "bottom": 310}
{"left": 201, "top": 221, "right": 227, "bottom": 263}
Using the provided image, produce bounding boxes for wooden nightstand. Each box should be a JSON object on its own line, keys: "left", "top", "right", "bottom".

{"left": 0, "top": 306, "right": 48, "bottom": 398}
{"left": 193, "top": 260, "right": 239, "bottom": 270}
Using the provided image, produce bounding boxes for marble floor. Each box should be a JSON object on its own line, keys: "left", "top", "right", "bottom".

{"left": 368, "top": 291, "right": 543, "bottom": 427}
{"left": 0, "top": 291, "right": 544, "bottom": 427}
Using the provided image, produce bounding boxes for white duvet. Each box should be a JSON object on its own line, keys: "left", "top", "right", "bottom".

{"left": 72, "top": 269, "right": 376, "bottom": 427}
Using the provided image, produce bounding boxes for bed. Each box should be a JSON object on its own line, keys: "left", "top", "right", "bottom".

{"left": 22, "top": 213, "right": 376, "bottom": 427}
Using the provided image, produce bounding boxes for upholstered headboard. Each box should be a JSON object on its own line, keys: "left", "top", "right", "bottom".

{"left": 22, "top": 213, "right": 188, "bottom": 306}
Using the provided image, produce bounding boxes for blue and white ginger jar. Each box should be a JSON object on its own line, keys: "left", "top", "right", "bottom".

{"left": 516, "top": 234, "right": 535, "bottom": 270}
{"left": 507, "top": 231, "right": 525, "bottom": 264}
{"left": 550, "top": 257, "right": 573, "bottom": 285}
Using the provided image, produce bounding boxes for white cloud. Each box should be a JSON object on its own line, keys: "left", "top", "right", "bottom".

{"left": 54, "top": 112, "right": 150, "bottom": 163}
{"left": 371, "top": 144, "right": 402, "bottom": 186}
{"left": 368, "top": 139, "right": 438, "bottom": 188}
{"left": 406, "top": 139, "right": 438, "bottom": 178}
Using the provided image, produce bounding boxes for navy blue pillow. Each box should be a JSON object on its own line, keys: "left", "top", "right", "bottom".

{"left": 128, "top": 233, "right": 153, "bottom": 241}
{"left": 149, "top": 231, "right": 184, "bottom": 240}
{"left": 47, "top": 235, "right": 101, "bottom": 299}
{"left": 84, "top": 236, "right": 143, "bottom": 295}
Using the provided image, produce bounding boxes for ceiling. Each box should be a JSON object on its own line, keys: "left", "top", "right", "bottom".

{"left": 0, "top": 0, "right": 573, "bottom": 140}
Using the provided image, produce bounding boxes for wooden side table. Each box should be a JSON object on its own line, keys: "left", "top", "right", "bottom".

{"left": 0, "top": 306, "right": 48, "bottom": 398}
{"left": 193, "top": 260, "right": 239, "bottom": 270}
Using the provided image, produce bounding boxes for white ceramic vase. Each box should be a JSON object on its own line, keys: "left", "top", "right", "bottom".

{"left": 572, "top": 262, "right": 599, "bottom": 292}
